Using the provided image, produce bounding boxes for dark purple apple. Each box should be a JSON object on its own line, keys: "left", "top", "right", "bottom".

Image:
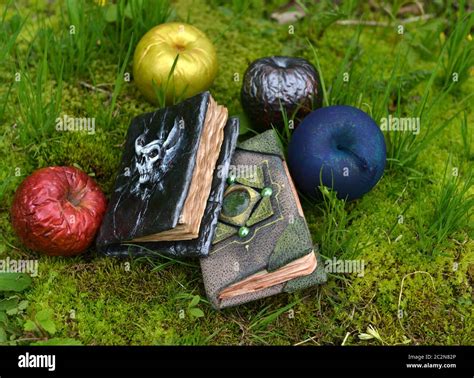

{"left": 11, "top": 166, "right": 107, "bottom": 256}
{"left": 288, "top": 105, "right": 386, "bottom": 201}
{"left": 241, "top": 56, "right": 322, "bottom": 130}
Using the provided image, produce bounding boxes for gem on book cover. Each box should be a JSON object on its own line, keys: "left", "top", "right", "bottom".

{"left": 238, "top": 226, "right": 250, "bottom": 238}
{"left": 261, "top": 187, "right": 273, "bottom": 197}
{"left": 222, "top": 189, "right": 250, "bottom": 217}
{"left": 226, "top": 175, "right": 236, "bottom": 185}
{"left": 220, "top": 185, "right": 260, "bottom": 226}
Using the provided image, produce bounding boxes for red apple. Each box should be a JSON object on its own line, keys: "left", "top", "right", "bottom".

{"left": 11, "top": 166, "right": 107, "bottom": 256}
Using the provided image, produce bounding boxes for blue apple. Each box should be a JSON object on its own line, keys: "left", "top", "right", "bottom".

{"left": 288, "top": 105, "right": 386, "bottom": 200}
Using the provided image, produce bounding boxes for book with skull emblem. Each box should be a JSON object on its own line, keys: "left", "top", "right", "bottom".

{"left": 96, "top": 92, "right": 239, "bottom": 258}
{"left": 200, "top": 130, "right": 327, "bottom": 309}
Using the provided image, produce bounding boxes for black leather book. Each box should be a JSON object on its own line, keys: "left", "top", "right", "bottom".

{"left": 96, "top": 92, "right": 239, "bottom": 258}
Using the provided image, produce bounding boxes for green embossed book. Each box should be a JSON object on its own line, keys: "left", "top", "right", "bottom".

{"left": 200, "top": 130, "right": 327, "bottom": 309}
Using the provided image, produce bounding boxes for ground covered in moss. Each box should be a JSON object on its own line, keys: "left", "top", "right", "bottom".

{"left": 0, "top": 0, "right": 472, "bottom": 345}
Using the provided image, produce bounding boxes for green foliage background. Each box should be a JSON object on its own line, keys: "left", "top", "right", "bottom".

{"left": 0, "top": 0, "right": 472, "bottom": 345}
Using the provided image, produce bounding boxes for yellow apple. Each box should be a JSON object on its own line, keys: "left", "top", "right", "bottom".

{"left": 133, "top": 22, "right": 218, "bottom": 104}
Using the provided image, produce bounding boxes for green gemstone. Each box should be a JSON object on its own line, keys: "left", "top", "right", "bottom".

{"left": 238, "top": 226, "right": 250, "bottom": 238}
{"left": 261, "top": 187, "right": 273, "bottom": 197}
{"left": 222, "top": 189, "right": 250, "bottom": 217}
{"left": 227, "top": 175, "right": 236, "bottom": 185}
